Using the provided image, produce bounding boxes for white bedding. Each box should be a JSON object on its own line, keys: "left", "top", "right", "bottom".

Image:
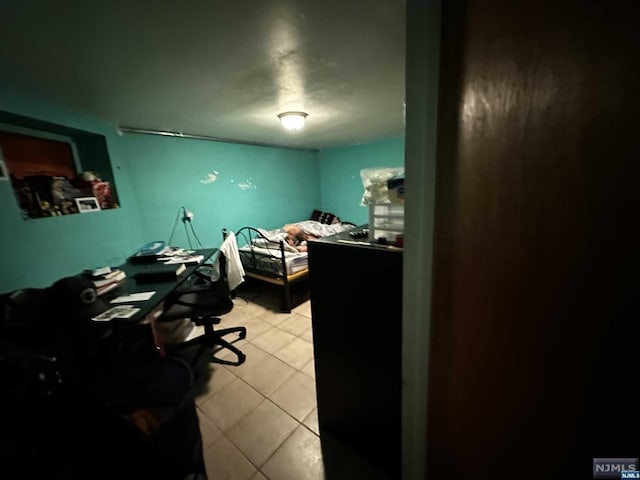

{"left": 256, "top": 220, "right": 354, "bottom": 247}
{"left": 238, "top": 245, "right": 308, "bottom": 275}
{"left": 287, "top": 220, "right": 353, "bottom": 238}
{"left": 237, "top": 221, "right": 352, "bottom": 276}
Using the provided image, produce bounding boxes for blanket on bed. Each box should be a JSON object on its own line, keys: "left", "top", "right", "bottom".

{"left": 289, "top": 220, "right": 353, "bottom": 238}
{"left": 255, "top": 220, "right": 353, "bottom": 252}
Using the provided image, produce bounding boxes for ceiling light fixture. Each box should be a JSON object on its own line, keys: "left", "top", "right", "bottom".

{"left": 278, "top": 111, "right": 308, "bottom": 131}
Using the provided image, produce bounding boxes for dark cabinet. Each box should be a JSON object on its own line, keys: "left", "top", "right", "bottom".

{"left": 308, "top": 229, "right": 402, "bottom": 478}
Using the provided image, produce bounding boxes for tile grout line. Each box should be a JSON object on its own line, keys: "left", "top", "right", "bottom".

{"left": 221, "top": 399, "right": 305, "bottom": 473}
{"left": 234, "top": 373, "right": 313, "bottom": 425}
{"left": 201, "top": 367, "right": 306, "bottom": 435}
{"left": 234, "top": 337, "right": 315, "bottom": 382}
{"left": 213, "top": 380, "right": 320, "bottom": 476}
{"left": 207, "top": 371, "right": 318, "bottom": 470}
{"left": 234, "top": 417, "right": 321, "bottom": 477}
{"left": 201, "top": 297, "right": 315, "bottom": 479}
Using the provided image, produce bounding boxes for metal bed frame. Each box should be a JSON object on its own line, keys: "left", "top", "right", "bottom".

{"left": 223, "top": 227, "right": 308, "bottom": 313}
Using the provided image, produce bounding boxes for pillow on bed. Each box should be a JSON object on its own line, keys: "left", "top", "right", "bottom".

{"left": 310, "top": 209, "right": 340, "bottom": 225}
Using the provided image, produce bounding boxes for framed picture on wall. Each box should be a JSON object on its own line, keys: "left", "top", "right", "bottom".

{"left": 75, "top": 196, "right": 101, "bottom": 213}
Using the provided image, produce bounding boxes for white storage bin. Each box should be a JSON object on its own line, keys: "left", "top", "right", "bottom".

{"left": 369, "top": 203, "right": 404, "bottom": 242}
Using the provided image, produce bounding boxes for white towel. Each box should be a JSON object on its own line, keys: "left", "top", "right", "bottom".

{"left": 219, "top": 231, "right": 245, "bottom": 290}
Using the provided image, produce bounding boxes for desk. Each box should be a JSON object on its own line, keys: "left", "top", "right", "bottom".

{"left": 101, "top": 248, "right": 217, "bottom": 324}
{"left": 0, "top": 250, "right": 216, "bottom": 477}
{"left": 0, "top": 249, "right": 218, "bottom": 478}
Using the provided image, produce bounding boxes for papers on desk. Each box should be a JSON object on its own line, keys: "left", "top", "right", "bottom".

{"left": 110, "top": 291, "right": 156, "bottom": 303}
{"left": 157, "top": 247, "right": 203, "bottom": 264}
{"left": 159, "top": 247, "right": 196, "bottom": 256}
{"left": 160, "top": 254, "right": 204, "bottom": 265}
{"left": 92, "top": 305, "right": 140, "bottom": 321}
{"left": 91, "top": 266, "right": 112, "bottom": 276}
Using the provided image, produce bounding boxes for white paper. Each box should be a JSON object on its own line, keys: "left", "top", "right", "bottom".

{"left": 110, "top": 291, "right": 156, "bottom": 303}
{"left": 92, "top": 266, "right": 112, "bottom": 276}
{"left": 111, "top": 307, "right": 140, "bottom": 318}
{"left": 161, "top": 255, "right": 204, "bottom": 265}
{"left": 92, "top": 305, "right": 141, "bottom": 321}
{"left": 159, "top": 247, "right": 195, "bottom": 257}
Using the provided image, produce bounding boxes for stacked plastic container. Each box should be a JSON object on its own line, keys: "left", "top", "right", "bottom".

{"left": 368, "top": 203, "right": 404, "bottom": 243}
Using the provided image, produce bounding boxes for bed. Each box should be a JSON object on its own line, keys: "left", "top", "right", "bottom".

{"left": 225, "top": 220, "right": 355, "bottom": 312}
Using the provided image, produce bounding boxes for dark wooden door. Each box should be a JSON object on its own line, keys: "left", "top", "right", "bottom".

{"left": 426, "top": 1, "right": 640, "bottom": 478}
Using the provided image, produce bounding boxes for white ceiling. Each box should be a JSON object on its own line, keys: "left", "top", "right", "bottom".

{"left": 0, "top": 0, "right": 406, "bottom": 150}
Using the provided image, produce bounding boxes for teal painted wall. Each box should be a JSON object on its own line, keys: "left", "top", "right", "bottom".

{"left": 0, "top": 92, "right": 320, "bottom": 292}
{"left": 0, "top": 91, "right": 145, "bottom": 292}
{"left": 318, "top": 137, "right": 405, "bottom": 225}
{"left": 0, "top": 89, "right": 397, "bottom": 292}
{"left": 119, "top": 134, "right": 320, "bottom": 248}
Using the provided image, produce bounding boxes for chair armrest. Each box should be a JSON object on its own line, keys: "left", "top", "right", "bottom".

{"left": 167, "top": 284, "right": 227, "bottom": 308}
{"left": 174, "top": 283, "right": 217, "bottom": 296}
{"left": 171, "top": 296, "right": 208, "bottom": 309}
{"left": 192, "top": 270, "right": 213, "bottom": 284}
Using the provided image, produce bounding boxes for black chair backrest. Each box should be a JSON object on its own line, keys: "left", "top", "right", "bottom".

{"left": 210, "top": 252, "right": 233, "bottom": 313}
{"left": 218, "top": 252, "right": 230, "bottom": 291}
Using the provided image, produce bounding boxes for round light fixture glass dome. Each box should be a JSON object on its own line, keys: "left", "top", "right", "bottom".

{"left": 278, "top": 111, "right": 308, "bottom": 131}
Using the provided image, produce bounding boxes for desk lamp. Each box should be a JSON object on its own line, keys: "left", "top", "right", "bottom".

{"left": 167, "top": 206, "right": 203, "bottom": 249}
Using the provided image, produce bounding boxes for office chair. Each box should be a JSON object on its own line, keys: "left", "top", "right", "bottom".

{"left": 159, "top": 252, "right": 247, "bottom": 369}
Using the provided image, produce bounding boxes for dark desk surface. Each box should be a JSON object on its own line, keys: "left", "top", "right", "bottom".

{"left": 312, "top": 224, "right": 403, "bottom": 253}
{"left": 101, "top": 248, "right": 218, "bottom": 324}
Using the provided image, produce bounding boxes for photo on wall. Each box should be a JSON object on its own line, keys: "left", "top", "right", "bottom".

{"left": 75, "top": 196, "right": 101, "bottom": 213}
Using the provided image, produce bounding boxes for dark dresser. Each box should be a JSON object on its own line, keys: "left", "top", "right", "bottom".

{"left": 308, "top": 226, "right": 402, "bottom": 478}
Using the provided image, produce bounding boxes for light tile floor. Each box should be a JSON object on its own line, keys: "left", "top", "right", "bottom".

{"left": 182, "top": 286, "right": 387, "bottom": 480}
